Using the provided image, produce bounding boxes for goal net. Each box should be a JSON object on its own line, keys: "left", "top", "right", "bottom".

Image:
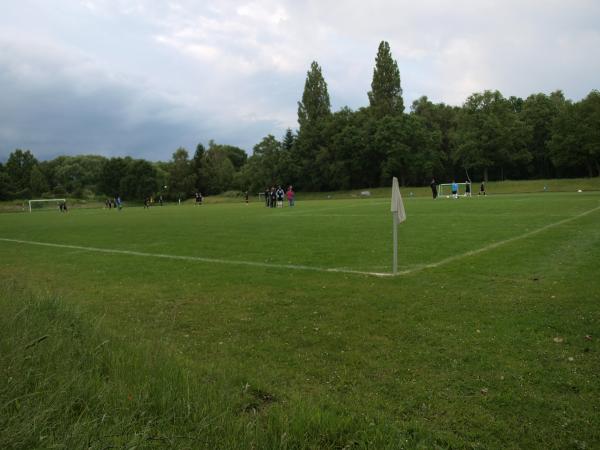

{"left": 28, "top": 199, "right": 66, "bottom": 212}
{"left": 437, "top": 183, "right": 472, "bottom": 197}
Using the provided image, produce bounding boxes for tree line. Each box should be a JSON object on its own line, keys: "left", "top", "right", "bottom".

{"left": 1, "top": 41, "right": 598, "bottom": 201}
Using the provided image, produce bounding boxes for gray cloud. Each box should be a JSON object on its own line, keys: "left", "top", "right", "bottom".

{"left": 0, "top": 28, "right": 281, "bottom": 161}
{"left": 1, "top": 0, "right": 599, "bottom": 161}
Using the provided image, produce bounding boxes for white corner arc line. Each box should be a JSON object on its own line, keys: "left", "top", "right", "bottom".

{"left": 0, "top": 238, "right": 392, "bottom": 278}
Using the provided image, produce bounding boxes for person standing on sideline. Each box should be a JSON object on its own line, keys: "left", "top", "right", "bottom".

{"left": 465, "top": 180, "right": 472, "bottom": 197}
{"left": 116, "top": 196, "right": 122, "bottom": 210}
{"left": 264, "top": 187, "right": 270, "bottom": 207}
{"left": 244, "top": 191, "right": 249, "bottom": 204}
{"left": 286, "top": 186, "right": 295, "bottom": 207}
{"left": 479, "top": 182, "right": 486, "bottom": 196}
{"left": 451, "top": 181, "right": 459, "bottom": 199}
{"left": 430, "top": 178, "right": 438, "bottom": 199}
{"left": 270, "top": 187, "right": 276, "bottom": 208}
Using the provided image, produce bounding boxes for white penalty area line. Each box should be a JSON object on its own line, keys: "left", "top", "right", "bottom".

{"left": 1, "top": 204, "right": 598, "bottom": 279}
{"left": 0, "top": 238, "right": 392, "bottom": 278}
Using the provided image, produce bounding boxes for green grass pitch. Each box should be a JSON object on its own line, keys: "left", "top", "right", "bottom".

{"left": 1, "top": 191, "right": 600, "bottom": 448}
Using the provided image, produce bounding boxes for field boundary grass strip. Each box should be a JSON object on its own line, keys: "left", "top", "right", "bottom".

{"left": 1, "top": 204, "right": 598, "bottom": 278}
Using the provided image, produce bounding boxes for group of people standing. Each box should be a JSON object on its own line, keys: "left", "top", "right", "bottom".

{"left": 143, "top": 195, "right": 163, "bottom": 208}
{"left": 264, "top": 185, "right": 295, "bottom": 208}
{"left": 105, "top": 197, "right": 123, "bottom": 210}
{"left": 429, "top": 178, "right": 486, "bottom": 199}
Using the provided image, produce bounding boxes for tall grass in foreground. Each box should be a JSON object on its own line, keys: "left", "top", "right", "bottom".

{"left": 0, "top": 283, "right": 446, "bottom": 449}
{"left": 0, "top": 283, "right": 219, "bottom": 448}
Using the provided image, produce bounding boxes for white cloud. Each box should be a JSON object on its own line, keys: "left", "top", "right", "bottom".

{"left": 155, "top": 35, "right": 220, "bottom": 61}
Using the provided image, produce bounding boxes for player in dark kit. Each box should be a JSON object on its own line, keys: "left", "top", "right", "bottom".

{"left": 479, "top": 182, "right": 486, "bottom": 196}
{"left": 430, "top": 178, "right": 438, "bottom": 199}
{"left": 276, "top": 185, "right": 284, "bottom": 207}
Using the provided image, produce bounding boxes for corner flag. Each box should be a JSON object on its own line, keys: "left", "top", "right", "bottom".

{"left": 391, "top": 177, "right": 406, "bottom": 223}
{"left": 391, "top": 177, "right": 406, "bottom": 274}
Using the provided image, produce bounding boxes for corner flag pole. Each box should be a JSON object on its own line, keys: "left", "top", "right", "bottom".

{"left": 393, "top": 209, "right": 399, "bottom": 274}
{"left": 390, "top": 177, "right": 406, "bottom": 275}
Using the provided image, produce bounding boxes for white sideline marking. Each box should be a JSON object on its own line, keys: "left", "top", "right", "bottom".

{"left": 273, "top": 214, "right": 376, "bottom": 218}
{"left": 395, "top": 204, "right": 600, "bottom": 276}
{"left": 0, "top": 238, "right": 392, "bottom": 277}
{"left": 1, "top": 204, "right": 598, "bottom": 278}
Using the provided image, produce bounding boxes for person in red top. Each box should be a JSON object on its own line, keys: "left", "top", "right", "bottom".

{"left": 286, "top": 186, "right": 295, "bottom": 207}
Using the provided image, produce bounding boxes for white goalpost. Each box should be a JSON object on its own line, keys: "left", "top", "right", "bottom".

{"left": 28, "top": 198, "right": 66, "bottom": 212}
{"left": 437, "top": 183, "right": 472, "bottom": 197}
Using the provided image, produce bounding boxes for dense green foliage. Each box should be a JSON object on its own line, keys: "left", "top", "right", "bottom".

{"left": 1, "top": 41, "right": 599, "bottom": 201}
{"left": 1, "top": 191, "right": 599, "bottom": 448}
{"left": 368, "top": 41, "right": 404, "bottom": 117}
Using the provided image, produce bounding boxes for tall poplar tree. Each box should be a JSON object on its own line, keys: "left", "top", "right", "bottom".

{"left": 368, "top": 41, "right": 404, "bottom": 118}
{"left": 295, "top": 61, "right": 331, "bottom": 190}
{"left": 297, "top": 61, "right": 331, "bottom": 129}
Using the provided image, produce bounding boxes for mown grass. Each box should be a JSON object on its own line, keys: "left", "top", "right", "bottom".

{"left": 1, "top": 186, "right": 600, "bottom": 449}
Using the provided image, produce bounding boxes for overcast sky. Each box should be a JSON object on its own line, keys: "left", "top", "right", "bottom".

{"left": 1, "top": 0, "right": 599, "bottom": 162}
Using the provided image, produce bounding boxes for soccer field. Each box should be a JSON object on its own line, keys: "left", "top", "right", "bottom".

{"left": 1, "top": 192, "right": 600, "bottom": 448}
{"left": 2, "top": 192, "right": 598, "bottom": 274}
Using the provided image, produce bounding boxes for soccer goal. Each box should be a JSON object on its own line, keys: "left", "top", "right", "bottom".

{"left": 437, "top": 183, "right": 472, "bottom": 197}
{"left": 28, "top": 198, "right": 66, "bottom": 212}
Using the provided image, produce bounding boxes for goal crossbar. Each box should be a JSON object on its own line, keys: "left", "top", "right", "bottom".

{"left": 438, "top": 183, "right": 472, "bottom": 196}
{"left": 28, "top": 198, "right": 66, "bottom": 212}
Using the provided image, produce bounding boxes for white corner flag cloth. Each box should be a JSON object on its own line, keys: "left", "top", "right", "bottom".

{"left": 391, "top": 177, "right": 406, "bottom": 223}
